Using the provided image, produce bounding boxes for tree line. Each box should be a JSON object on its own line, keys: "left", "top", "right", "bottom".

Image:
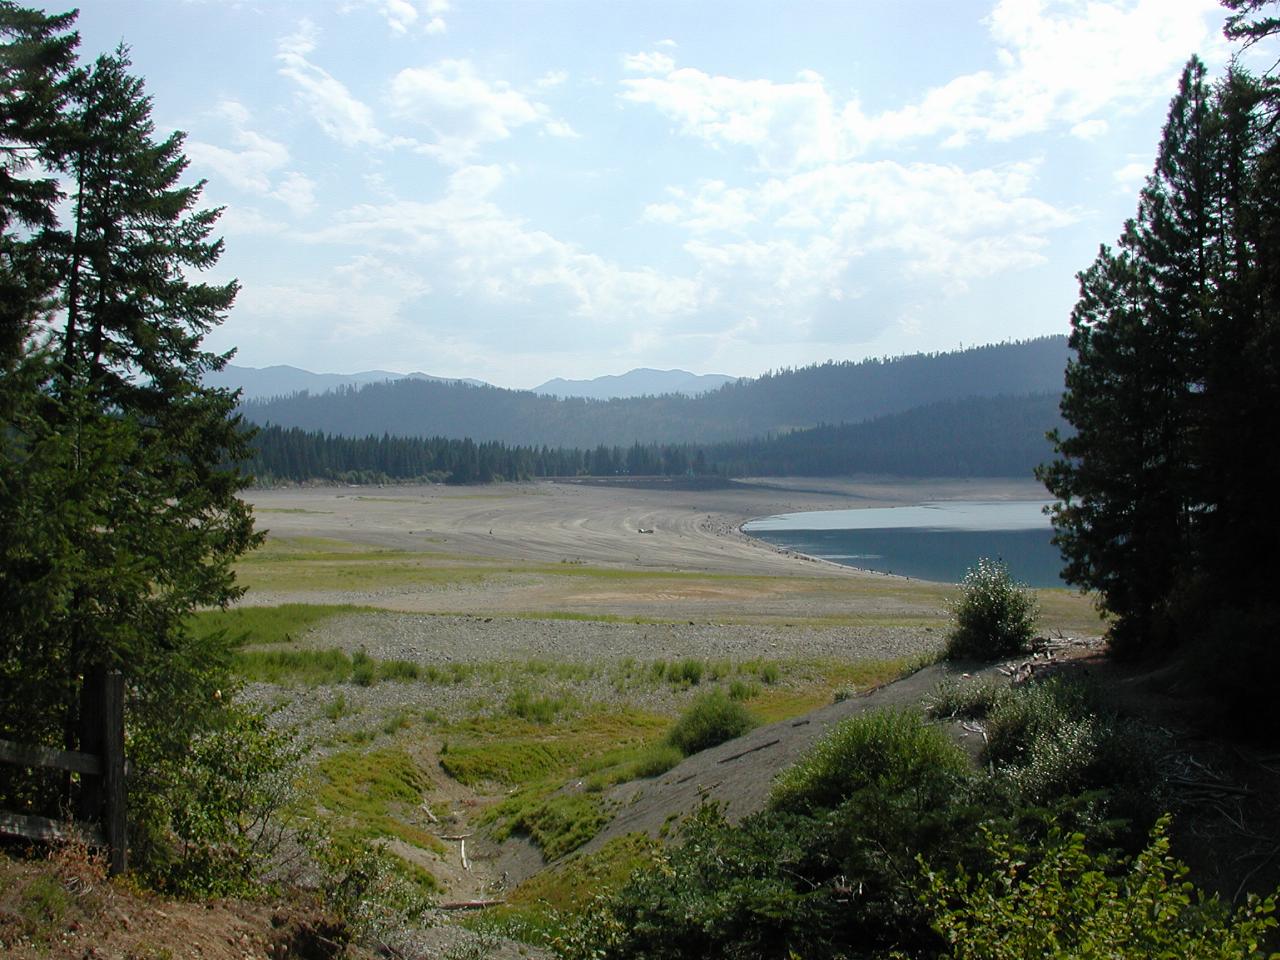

{"left": 244, "top": 393, "right": 1062, "bottom": 484}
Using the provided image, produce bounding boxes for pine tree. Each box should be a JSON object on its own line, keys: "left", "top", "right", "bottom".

{"left": 0, "top": 1, "right": 77, "bottom": 368}
{"left": 1038, "top": 60, "right": 1221, "bottom": 656}
{"left": 0, "top": 14, "right": 261, "bottom": 829}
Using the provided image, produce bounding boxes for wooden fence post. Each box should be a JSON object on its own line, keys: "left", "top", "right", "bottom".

{"left": 0, "top": 670, "right": 126, "bottom": 873}
{"left": 101, "top": 671, "right": 126, "bottom": 876}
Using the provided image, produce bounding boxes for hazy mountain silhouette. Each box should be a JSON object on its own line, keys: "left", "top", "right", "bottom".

{"left": 206, "top": 363, "right": 487, "bottom": 401}
{"left": 533, "top": 368, "right": 739, "bottom": 399}
{"left": 239, "top": 336, "right": 1068, "bottom": 449}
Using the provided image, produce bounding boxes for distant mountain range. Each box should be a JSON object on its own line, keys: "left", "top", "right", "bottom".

{"left": 237, "top": 336, "right": 1070, "bottom": 450}
{"left": 205, "top": 364, "right": 487, "bottom": 400}
{"left": 209, "top": 364, "right": 739, "bottom": 402}
{"left": 532, "top": 368, "right": 738, "bottom": 399}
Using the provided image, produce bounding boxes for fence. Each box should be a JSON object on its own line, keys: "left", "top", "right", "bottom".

{"left": 0, "top": 670, "right": 127, "bottom": 875}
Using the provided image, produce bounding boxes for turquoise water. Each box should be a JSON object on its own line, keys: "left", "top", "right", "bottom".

{"left": 743, "top": 501, "right": 1063, "bottom": 587}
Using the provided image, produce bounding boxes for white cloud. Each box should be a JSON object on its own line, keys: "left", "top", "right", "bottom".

{"left": 349, "top": 0, "right": 449, "bottom": 35}
{"left": 623, "top": 50, "right": 676, "bottom": 75}
{"left": 537, "top": 69, "right": 568, "bottom": 89}
{"left": 277, "top": 22, "right": 388, "bottom": 148}
{"left": 1113, "top": 158, "right": 1151, "bottom": 192}
{"left": 389, "top": 59, "right": 567, "bottom": 162}
{"left": 622, "top": 63, "right": 844, "bottom": 171}
{"left": 543, "top": 118, "right": 581, "bottom": 139}
{"left": 1070, "top": 118, "right": 1109, "bottom": 140}
{"left": 188, "top": 121, "right": 289, "bottom": 194}
{"left": 872, "top": 0, "right": 1223, "bottom": 145}
{"left": 304, "top": 166, "right": 702, "bottom": 328}
{"left": 654, "top": 160, "right": 1075, "bottom": 311}
{"left": 273, "top": 172, "right": 318, "bottom": 217}
{"left": 187, "top": 100, "right": 317, "bottom": 218}
{"left": 619, "top": 1, "right": 1221, "bottom": 170}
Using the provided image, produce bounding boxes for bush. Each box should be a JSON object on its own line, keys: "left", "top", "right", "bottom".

{"left": 917, "top": 817, "right": 1279, "bottom": 959}
{"left": 131, "top": 703, "right": 307, "bottom": 897}
{"left": 946, "top": 558, "right": 1039, "bottom": 660}
{"left": 667, "top": 690, "right": 758, "bottom": 756}
{"left": 926, "top": 676, "right": 1012, "bottom": 720}
{"left": 770, "top": 708, "right": 970, "bottom": 815}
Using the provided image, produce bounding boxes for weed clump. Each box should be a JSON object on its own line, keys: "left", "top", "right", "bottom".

{"left": 667, "top": 690, "right": 758, "bottom": 756}
{"left": 945, "top": 557, "right": 1039, "bottom": 660}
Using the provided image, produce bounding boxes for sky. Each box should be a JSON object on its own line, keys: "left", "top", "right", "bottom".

{"left": 70, "top": 0, "right": 1238, "bottom": 389}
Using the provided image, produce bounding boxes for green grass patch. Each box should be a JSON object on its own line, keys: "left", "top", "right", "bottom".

{"left": 15, "top": 874, "right": 74, "bottom": 946}
{"left": 235, "top": 647, "right": 354, "bottom": 684}
{"left": 233, "top": 645, "right": 426, "bottom": 686}
{"left": 441, "top": 740, "right": 581, "bottom": 787}
{"left": 487, "top": 791, "right": 610, "bottom": 861}
{"left": 188, "top": 603, "right": 374, "bottom": 647}
{"left": 314, "top": 747, "right": 445, "bottom": 857}
{"left": 440, "top": 707, "right": 671, "bottom": 859}
{"left": 744, "top": 657, "right": 918, "bottom": 724}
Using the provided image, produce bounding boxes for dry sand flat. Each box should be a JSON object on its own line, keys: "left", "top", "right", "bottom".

{"left": 246, "top": 476, "right": 1048, "bottom": 575}
{"left": 240, "top": 477, "right": 1100, "bottom": 629}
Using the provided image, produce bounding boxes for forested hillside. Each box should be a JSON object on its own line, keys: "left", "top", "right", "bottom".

{"left": 245, "top": 393, "right": 1061, "bottom": 484}
{"left": 240, "top": 337, "right": 1067, "bottom": 447}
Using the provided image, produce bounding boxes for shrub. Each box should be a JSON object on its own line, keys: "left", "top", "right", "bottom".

{"left": 667, "top": 690, "right": 758, "bottom": 756}
{"left": 917, "top": 817, "right": 1279, "bottom": 959}
{"left": 979, "top": 677, "right": 1164, "bottom": 823}
{"left": 945, "top": 558, "right": 1039, "bottom": 660}
{"left": 771, "top": 708, "right": 970, "bottom": 815}
{"left": 132, "top": 704, "right": 307, "bottom": 897}
{"left": 926, "top": 676, "right": 1011, "bottom": 720}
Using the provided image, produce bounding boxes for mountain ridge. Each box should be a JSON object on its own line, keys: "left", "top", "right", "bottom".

{"left": 238, "top": 336, "right": 1069, "bottom": 449}
{"left": 205, "top": 363, "right": 488, "bottom": 401}
{"left": 533, "top": 368, "right": 739, "bottom": 399}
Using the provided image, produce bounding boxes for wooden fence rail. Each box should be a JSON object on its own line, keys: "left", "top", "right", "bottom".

{"left": 0, "top": 670, "right": 127, "bottom": 875}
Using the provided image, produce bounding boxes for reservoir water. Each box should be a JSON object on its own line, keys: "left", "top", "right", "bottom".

{"left": 743, "top": 500, "right": 1064, "bottom": 587}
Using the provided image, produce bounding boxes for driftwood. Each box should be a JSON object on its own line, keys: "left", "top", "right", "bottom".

{"left": 438, "top": 899, "right": 505, "bottom": 911}
{"left": 717, "top": 738, "right": 782, "bottom": 764}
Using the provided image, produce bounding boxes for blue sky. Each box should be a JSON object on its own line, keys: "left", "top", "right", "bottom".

{"left": 73, "top": 0, "right": 1233, "bottom": 388}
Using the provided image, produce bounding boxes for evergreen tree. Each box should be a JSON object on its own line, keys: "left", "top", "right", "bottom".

{"left": 0, "top": 1, "right": 77, "bottom": 368}
{"left": 0, "top": 12, "right": 260, "bottom": 834}
{"left": 1041, "top": 36, "right": 1280, "bottom": 696}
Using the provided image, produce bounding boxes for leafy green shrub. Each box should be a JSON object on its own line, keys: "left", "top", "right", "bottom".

{"left": 132, "top": 704, "right": 307, "bottom": 897}
{"left": 982, "top": 678, "right": 1163, "bottom": 820}
{"left": 312, "top": 841, "right": 433, "bottom": 947}
{"left": 667, "top": 690, "right": 758, "bottom": 756}
{"left": 982, "top": 677, "right": 1094, "bottom": 767}
{"left": 926, "top": 676, "right": 1011, "bottom": 720}
{"left": 945, "top": 558, "right": 1039, "bottom": 660}
{"left": 771, "top": 708, "right": 970, "bottom": 815}
{"left": 917, "top": 817, "right": 1279, "bottom": 959}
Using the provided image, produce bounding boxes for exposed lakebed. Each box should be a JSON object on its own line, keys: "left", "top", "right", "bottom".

{"left": 743, "top": 500, "right": 1063, "bottom": 587}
